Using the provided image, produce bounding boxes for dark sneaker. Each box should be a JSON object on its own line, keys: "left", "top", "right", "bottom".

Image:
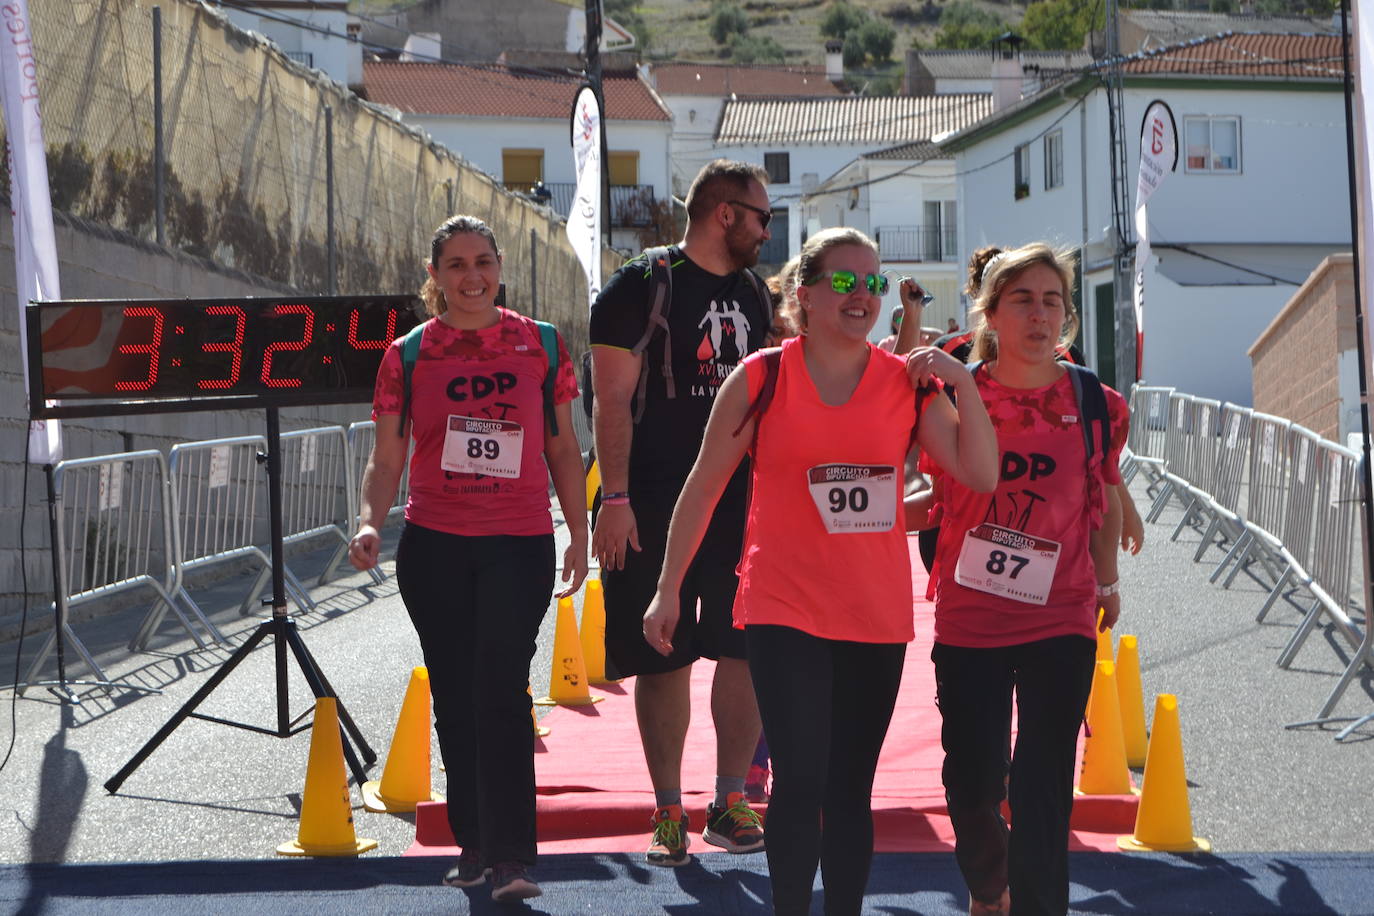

{"left": 490, "top": 862, "right": 542, "bottom": 902}
{"left": 702, "top": 792, "right": 765, "bottom": 853}
{"left": 442, "top": 848, "right": 488, "bottom": 888}
{"left": 744, "top": 763, "right": 770, "bottom": 803}
{"left": 646, "top": 804, "right": 691, "bottom": 867}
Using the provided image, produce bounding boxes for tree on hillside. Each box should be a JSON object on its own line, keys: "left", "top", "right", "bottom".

{"left": 820, "top": 1, "right": 868, "bottom": 39}
{"left": 709, "top": 2, "right": 750, "bottom": 45}
{"left": 1021, "top": 0, "right": 1105, "bottom": 50}
{"left": 933, "top": 1, "right": 1007, "bottom": 50}
{"left": 603, "top": 0, "right": 650, "bottom": 52}
{"left": 731, "top": 33, "right": 787, "bottom": 64}
{"left": 853, "top": 18, "right": 897, "bottom": 63}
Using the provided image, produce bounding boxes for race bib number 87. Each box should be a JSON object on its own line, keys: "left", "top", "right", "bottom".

{"left": 806, "top": 464, "right": 897, "bottom": 534}
{"left": 954, "top": 523, "right": 1061, "bottom": 605}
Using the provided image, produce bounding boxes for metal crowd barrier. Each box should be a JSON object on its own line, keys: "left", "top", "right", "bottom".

{"left": 1145, "top": 392, "right": 1197, "bottom": 523}
{"left": 1122, "top": 385, "right": 1174, "bottom": 492}
{"left": 1165, "top": 397, "right": 1222, "bottom": 544}
{"left": 1190, "top": 403, "right": 1252, "bottom": 564}
{"left": 1255, "top": 425, "right": 1323, "bottom": 626}
{"left": 21, "top": 451, "right": 222, "bottom": 693}
{"left": 1211, "top": 411, "right": 1293, "bottom": 589}
{"left": 279, "top": 426, "right": 355, "bottom": 588}
{"left": 1276, "top": 440, "right": 1365, "bottom": 671}
{"left": 167, "top": 434, "right": 314, "bottom": 619}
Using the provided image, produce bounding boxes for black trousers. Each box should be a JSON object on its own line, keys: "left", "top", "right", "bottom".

{"left": 396, "top": 522, "right": 554, "bottom": 867}
{"left": 932, "top": 635, "right": 1096, "bottom": 916}
{"left": 746, "top": 624, "right": 906, "bottom": 916}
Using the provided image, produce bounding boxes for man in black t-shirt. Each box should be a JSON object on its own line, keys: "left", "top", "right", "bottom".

{"left": 589, "top": 159, "right": 771, "bottom": 867}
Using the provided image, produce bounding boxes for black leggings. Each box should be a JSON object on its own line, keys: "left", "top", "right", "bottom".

{"left": 932, "top": 635, "right": 1095, "bottom": 916}
{"left": 746, "top": 625, "right": 906, "bottom": 916}
{"left": 396, "top": 522, "right": 554, "bottom": 867}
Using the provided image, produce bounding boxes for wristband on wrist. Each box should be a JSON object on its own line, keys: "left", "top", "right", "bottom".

{"left": 602, "top": 491, "right": 630, "bottom": 506}
{"left": 1096, "top": 580, "right": 1120, "bottom": 598}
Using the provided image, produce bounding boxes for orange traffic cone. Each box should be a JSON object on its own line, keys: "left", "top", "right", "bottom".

{"left": 277, "top": 698, "right": 378, "bottom": 856}
{"left": 362, "top": 668, "right": 444, "bottom": 813}
{"left": 534, "top": 596, "right": 602, "bottom": 707}
{"left": 586, "top": 460, "right": 601, "bottom": 512}
{"left": 1118, "top": 694, "right": 1211, "bottom": 852}
{"left": 1116, "top": 635, "right": 1149, "bottom": 768}
{"left": 1076, "top": 660, "right": 1137, "bottom": 797}
{"left": 1095, "top": 612, "right": 1113, "bottom": 664}
{"left": 530, "top": 684, "right": 550, "bottom": 738}
{"left": 579, "top": 578, "right": 618, "bottom": 685}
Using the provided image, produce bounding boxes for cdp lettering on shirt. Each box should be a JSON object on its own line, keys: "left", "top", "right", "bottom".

{"left": 1000, "top": 450, "right": 1057, "bottom": 482}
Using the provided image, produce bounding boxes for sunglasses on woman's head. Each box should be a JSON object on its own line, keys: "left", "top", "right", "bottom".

{"left": 806, "top": 270, "right": 889, "bottom": 296}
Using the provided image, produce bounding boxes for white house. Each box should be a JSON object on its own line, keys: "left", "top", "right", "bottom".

{"left": 649, "top": 61, "right": 846, "bottom": 198}
{"left": 904, "top": 48, "right": 1092, "bottom": 97}
{"left": 710, "top": 94, "right": 992, "bottom": 271}
{"left": 939, "top": 32, "right": 1350, "bottom": 402}
{"left": 214, "top": 0, "right": 363, "bottom": 88}
{"left": 363, "top": 58, "right": 673, "bottom": 252}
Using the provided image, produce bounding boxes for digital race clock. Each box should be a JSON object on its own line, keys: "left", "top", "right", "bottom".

{"left": 26, "top": 295, "right": 423, "bottom": 419}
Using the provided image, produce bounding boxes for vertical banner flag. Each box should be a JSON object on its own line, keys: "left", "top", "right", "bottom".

{"left": 1352, "top": 0, "right": 1373, "bottom": 467}
{"left": 0, "top": 0, "right": 62, "bottom": 463}
{"left": 1133, "top": 99, "right": 1177, "bottom": 378}
{"left": 567, "top": 85, "right": 602, "bottom": 310}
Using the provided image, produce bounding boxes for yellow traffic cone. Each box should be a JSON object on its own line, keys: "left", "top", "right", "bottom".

{"left": 362, "top": 668, "right": 444, "bottom": 813}
{"left": 1116, "top": 635, "right": 1149, "bottom": 768}
{"left": 1095, "top": 612, "right": 1113, "bottom": 664}
{"left": 534, "top": 596, "right": 602, "bottom": 707}
{"left": 277, "top": 698, "right": 378, "bottom": 856}
{"left": 1118, "top": 694, "right": 1211, "bottom": 852}
{"left": 579, "top": 578, "right": 618, "bottom": 685}
{"left": 585, "top": 460, "right": 601, "bottom": 511}
{"left": 530, "top": 684, "right": 550, "bottom": 738}
{"left": 1075, "top": 660, "right": 1137, "bottom": 797}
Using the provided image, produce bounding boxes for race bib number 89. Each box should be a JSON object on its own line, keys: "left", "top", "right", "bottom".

{"left": 806, "top": 464, "right": 897, "bottom": 534}
{"left": 954, "top": 523, "right": 1061, "bottom": 605}
{"left": 441, "top": 415, "right": 524, "bottom": 478}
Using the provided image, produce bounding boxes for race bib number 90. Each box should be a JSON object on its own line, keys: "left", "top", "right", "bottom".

{"left": 806, "top": 464, "right": 897, "bottom": 534}
{"left": 954, "top": 523, "right": 1061, "bottom": 605}
{"left": 441, "top": 415, "right": 524, "bottom": 478}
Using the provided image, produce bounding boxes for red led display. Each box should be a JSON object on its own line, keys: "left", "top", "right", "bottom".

{"left": 27, "top": 295, "right": 422, "bottom": 418}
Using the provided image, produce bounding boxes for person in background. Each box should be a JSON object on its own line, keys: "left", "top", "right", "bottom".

{"left": 911, "top": 242, "right": 1128, "bottom": 916}
{"left": 350, "top": 215, "right": 587, "bottom": 903}
{"left": 645, "top": 227, "right": 999, "bottom": 914}
{"left": 948, "top": 317, "right": 960, "bottom": 333}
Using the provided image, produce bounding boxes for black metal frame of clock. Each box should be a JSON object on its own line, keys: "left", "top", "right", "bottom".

{"left": 24, "top": 293, "right": 423, "bottom": 790}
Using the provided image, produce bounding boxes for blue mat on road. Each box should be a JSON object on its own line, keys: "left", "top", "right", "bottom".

{"left": 4, "top": 852, "right": 1371, "bottom": 915}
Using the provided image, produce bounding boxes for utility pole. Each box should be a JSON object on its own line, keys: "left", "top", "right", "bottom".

{"left": 1104, "top": 0, "right": 1137, "bottom": 383}
{"left": 584, "top": 0, "right": 611, "bottom": 248}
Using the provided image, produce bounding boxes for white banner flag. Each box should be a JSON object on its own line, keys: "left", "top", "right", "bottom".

{"left": 1133, "top": 99, "right": 1177, "bottom": 377}
{"left": 0, "top": 0, "right": 62, "bottom": 463}
{"left": 567, "top": 85, "right": 602, "bottom": 310}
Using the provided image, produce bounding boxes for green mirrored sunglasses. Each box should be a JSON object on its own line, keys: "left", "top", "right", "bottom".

{"left": 806, "top": 270, "right": 889, "bottom": 296}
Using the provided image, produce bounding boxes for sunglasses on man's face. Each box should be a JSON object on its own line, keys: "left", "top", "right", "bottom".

{"left": 729, "top": 199, "right": 773, "bottom": 229}
{"left": 806, "top": 270, "right": 889, "bottom": 296}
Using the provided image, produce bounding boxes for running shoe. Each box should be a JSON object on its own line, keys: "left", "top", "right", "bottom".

{"left": 442, "top": 848, "right": 487, "bottom": 888}
{"left": 702, "top": 792, "right": 765, "bottom": 853}
{"left": 744, "top": 763, "right": 770, "bottom": 803}
{"left": 490, "top": 862, "right": 542, "bottom": 902}
{"left": 646, "top": 804, "right": 691, "bottom": 867}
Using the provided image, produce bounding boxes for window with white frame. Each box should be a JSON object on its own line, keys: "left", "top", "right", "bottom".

{"left": 1184, "top": 116, "right": 1241, "bottom": 173}
{"left": 1014, "top": 143, "right": 1031, "bottom": 199}
{"left": 1044, "top": 130, "right": 1064, "bottom": 190}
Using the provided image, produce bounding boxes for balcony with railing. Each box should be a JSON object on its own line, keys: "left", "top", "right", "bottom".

{"left": 505, "top": 182, "right": 657, "bottom": 228}
{"left": 874, "top": 225, "right": 958, "bottom": 263}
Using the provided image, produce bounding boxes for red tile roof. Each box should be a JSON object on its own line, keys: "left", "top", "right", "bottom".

{"left": 362, "top": 60, "right": 671, "bottom": 121}
{"left": 651, "top": 62, "right": 843, "bottom": 97}
{"left": 1122, "top": 32, "right": 1345, "bottom": 79}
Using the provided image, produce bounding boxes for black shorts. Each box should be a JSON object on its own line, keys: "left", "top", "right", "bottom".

{"left": 600, "top": 490, "right": 748, "bottom": 677}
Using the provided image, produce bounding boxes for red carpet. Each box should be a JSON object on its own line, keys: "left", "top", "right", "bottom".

{"left": 408, "top": 537, "right": 1138, "bottom": 856}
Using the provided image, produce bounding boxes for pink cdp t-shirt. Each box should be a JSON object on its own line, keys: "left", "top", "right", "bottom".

{"left": 933, "top": 370, "right": 1128, "bottom": 648}
{"left": 372, "top": 309, "right": 579, "bottom": 536}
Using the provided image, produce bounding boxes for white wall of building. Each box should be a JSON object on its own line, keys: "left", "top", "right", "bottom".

{"left": 659, "top": 94, "right": 726, "bottom": 196}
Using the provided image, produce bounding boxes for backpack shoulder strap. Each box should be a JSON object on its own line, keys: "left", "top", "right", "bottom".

{"left": 1061, "top": 361, "right": 1111, "bottom": 465}
{"left": 732, "top": 349, "right": 782, "bottom": 445}
{"left": 397, "top": 321, "right": 427, "bottom": 436}
{"left": 531, "top": 317, "right": 561, "bottom": 438}
{"left": 630, "top": 246, "right": 674, "bottom": 423}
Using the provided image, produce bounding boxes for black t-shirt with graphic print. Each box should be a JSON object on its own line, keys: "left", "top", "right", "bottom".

{"left": 590, "top": 245, "right": 769, "bottom": 494}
